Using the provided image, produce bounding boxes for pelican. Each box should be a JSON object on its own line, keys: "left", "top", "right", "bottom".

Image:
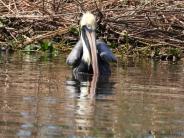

{"left": 66, "top": 12, "right": 117, "bottom": 75}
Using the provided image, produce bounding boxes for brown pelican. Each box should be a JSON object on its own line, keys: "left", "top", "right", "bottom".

{"left": 66, "top": 12, "right": 117, "bottom": 75}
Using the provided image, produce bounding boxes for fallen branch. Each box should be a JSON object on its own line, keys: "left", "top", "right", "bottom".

{"left": 17, "top": 28, "right": 68, "bottom": 48}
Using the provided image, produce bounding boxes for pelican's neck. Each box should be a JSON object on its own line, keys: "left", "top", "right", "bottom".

{"left": 81, "top": 35, "right": 91, "bottom": 66}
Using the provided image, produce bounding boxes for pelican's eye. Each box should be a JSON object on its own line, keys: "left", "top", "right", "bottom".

{"left": 86, "top": 24, "right": 92, "bottom": 30}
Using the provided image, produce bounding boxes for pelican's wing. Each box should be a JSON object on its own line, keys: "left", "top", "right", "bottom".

{"left": 97, "top": 40, "right": 117, "bottom": 62}
{"left": 66, "top": 40, "right": 83, "bottom": 66}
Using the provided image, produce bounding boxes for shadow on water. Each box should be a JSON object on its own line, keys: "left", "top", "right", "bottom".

{"left": 0, "top": 52, "right": 184, "bottom": 137}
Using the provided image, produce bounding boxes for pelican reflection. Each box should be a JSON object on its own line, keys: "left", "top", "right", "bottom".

{"left": 65, "top": 73, "right": 116, "bottom": 135}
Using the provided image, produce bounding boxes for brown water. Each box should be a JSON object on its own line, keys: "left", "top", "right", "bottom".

{"left": 0, "top": 52, "right": 184, "bottom": 138}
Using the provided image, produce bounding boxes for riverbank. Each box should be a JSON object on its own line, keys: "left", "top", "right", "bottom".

{"left": 0, "top": 0, "right": 184, "bottom": 60}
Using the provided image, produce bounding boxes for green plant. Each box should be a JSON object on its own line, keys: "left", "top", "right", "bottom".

{"left": 40, "top": 41, "right": 53, "bottom": 52}
{"left": 166, "top": 48, "right": 181, "bottom": 58}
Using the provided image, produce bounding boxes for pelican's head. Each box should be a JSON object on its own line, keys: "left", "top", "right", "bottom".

{"left": 80, "top": 12, "right": 99, "bottom": 75}
{"left": 80, "top": 12, "right": 96, "bottom": 30}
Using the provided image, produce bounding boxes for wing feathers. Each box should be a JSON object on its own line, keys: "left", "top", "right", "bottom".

{"left": 66, "top": 40, "right": 83, "bottom": 66}
{"left": 97, "top": 40, "right": 117, "bottom": 62}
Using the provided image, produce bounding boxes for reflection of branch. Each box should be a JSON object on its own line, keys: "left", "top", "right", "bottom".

{"left": 1, "top": 59, "right": 12, "bottom": 111}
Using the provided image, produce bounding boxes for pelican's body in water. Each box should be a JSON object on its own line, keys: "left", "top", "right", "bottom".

{"left": 66, "top": 12, "right": 117, "bottom": 75}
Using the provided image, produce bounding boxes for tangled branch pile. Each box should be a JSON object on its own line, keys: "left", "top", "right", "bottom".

{"left": 0, "top": 0, "right": 184, "bottom": 59}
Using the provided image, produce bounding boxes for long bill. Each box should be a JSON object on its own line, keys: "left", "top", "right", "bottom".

{"left": 85, "top": 29, "right": 99, "bottom": 75}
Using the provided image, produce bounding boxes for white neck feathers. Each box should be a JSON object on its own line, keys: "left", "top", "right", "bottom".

{"left": 81, "top": 35, "right": 91, "bottom": 66}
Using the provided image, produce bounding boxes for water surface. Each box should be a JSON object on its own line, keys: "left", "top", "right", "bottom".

{"left": 0, "top": 52, "right": 184, "bottom": 138}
